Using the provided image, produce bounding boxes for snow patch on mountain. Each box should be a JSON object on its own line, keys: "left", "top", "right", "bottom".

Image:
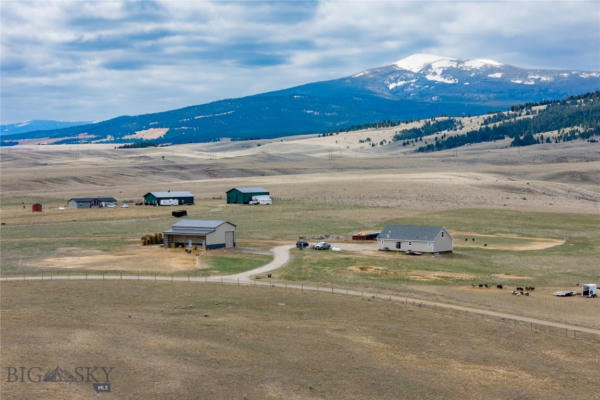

{"left": 387, "top": 79, "right": 416, "bottom": 90}
{"left": 395, "top": 53, "right": 503, "bottom": 73}
{"left": 488, "top": 72, "right": 503, "bottom": 78}
{"left": 528, "top": 74, "right": 553, "bottom": 81}
{"left": 580, "top": 72, "right": 600, "bottom": 78}
{"left": 463, "top": 58, "right": 503, "bottom": 68}
{"left": 394, "top": 53, "right": 453, "bottom": 73}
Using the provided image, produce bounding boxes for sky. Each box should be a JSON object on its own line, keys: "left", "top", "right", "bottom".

{"left": 1, "top": 0, "right": 599, "bottom": 124}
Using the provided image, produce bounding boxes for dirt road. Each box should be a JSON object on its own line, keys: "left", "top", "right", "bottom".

{"left": 2, "top": 244, "right": 599, "bottom": 337}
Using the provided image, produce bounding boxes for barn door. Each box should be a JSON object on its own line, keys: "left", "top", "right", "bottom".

{"left": 225, "top": 231, "right": 235, "bottom": 247}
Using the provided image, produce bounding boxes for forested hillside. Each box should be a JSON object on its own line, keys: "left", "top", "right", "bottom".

{"left": 409, "top": 91, "right": 600, "bottom": 152}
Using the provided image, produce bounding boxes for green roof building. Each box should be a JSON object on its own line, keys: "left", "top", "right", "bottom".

{"left": 226, "top": 187, "right": 270, "bottom": 204}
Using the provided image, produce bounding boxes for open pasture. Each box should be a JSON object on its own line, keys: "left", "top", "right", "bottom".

{"left": 1, "top": 281, "right": 598, "bottom": 400}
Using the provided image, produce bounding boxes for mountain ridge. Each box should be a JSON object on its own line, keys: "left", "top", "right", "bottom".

{"left": 3, "top": 54, "right": 599, "bottom": 146}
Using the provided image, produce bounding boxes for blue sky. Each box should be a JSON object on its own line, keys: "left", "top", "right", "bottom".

{"left": 1, "top": 0, "right": 599, "bottom": 124}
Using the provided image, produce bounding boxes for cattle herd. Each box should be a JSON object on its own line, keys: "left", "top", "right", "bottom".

{"left": 471, "top": 283, "right": 535, "bottom": 296}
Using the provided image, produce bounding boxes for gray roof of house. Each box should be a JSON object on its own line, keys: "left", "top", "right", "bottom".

{"left": 227, "top": 187, "right": 269, "bottom": 193}
{"left": 69, "top": 197, "right": 117, "bottom": 202}
{"left": 171, "top": 220, "right": 235, "bottom": 229}
{"left": 380, "top": 225, "right": 446, "bottom": 241}
{"left": 163, "top": 229, "right": 215, "bottom": 235}
{"left": 147, "top": 191, "right": 194, "bottom": 198}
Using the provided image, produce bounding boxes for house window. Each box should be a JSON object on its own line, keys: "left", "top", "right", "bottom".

{"left": 441, "top": 232, "right": 444, "bottom": 237}
{"left": 409, "top": 242, "right": 412, "bottom": 245}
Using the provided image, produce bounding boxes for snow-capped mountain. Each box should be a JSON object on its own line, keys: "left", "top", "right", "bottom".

{"left": 347, "top": 53, "right": 599, "bottom": 103}
{"left": 3, "top": 54, "right": 599, "bottom": 145}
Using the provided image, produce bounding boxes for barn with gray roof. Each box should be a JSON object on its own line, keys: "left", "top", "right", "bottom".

{"left": 163, "top": 220, "right": 236, "bottom": 249}
{"left": 378, "top": 225, "right": 453, "bottom": 253}
{"left": 68, "top": 197, "right": 117, "bottom": 208}
{"left": 144, "top": 191, "right": 194, "bottom": 206}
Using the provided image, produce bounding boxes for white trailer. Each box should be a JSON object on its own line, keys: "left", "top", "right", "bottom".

{"left": 582, "top": 284, "right": 597, "bottom": 298}
{"left": 159, "top": 198, "right": 179, "bottom": 206}
{"left": 249, "top": 195, "right": 272, "bottom": 205}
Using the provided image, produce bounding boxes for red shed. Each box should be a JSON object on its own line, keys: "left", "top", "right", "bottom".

{"left": 32, "top": 203, "right": 42, "bottom": 212}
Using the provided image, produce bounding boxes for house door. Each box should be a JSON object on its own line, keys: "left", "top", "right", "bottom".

{"left": 225, "top": 231, "right": 235, "bottom": 247}
{"left": 396, "top": 242, "right": 402, "bottom": 249}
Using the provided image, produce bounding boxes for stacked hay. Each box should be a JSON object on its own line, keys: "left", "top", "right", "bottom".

{"left": 141, "top": 233, "right": 164, "bottom": 246}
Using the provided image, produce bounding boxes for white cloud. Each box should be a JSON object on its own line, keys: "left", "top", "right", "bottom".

{"left": 1, "top": 0, "right": 599, "bottom": 123}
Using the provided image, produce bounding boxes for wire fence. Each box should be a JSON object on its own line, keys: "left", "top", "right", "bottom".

{"left": 2, "top": 271, "right": 599, "bottom": 344}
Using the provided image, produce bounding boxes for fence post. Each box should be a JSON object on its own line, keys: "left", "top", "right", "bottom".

{"left": 237, "top": 278, "right": 240, "bottom": 287}
{"left": 51, "top": 272, "right": 53, "bottom": 280}
{"left": 155, "top": 273, "right": 157, "bottom": 281}
{"left": 86, "top": 271, "right": 88, "bottom": 280}
{"left": 103, "top": 272, "right": 105, "bottom": 280}
{"left": 188, "top": 275, "right": 190, "bottom": 282}
{"left": 331, "top": 287, "right": 334, "bottom": 295}
{"left": 41, "top": 272, "right": 44, "bottom": 280}
{"left": 301, "top": 283, "right": 303, "bottom": 292}
{"left": 120, "top": 272, "right": 123, "bottom": 280}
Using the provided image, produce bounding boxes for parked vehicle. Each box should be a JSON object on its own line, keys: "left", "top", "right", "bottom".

{"left": 313, "top": 242, "right": 331, "bottom": 250}
{"left": 249, "top": 195, "right": 272, "bottom": 205}
{"left": 296, "top": 240, "right": 310, "bottom": 249}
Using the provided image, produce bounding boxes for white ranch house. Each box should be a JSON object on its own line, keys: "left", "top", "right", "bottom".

{"left": 378, "top": 225, "right": 453, "bottom": 253}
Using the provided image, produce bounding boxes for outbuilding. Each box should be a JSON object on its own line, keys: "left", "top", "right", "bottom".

{"left": 378, "top": 225, "right": 453, "bottom": 253}
{"left": 32, "top": 203, "right": 42, "bottom": 212}
{"left": 144, "top": 191, "right": 194, "bottom": 206}
{"left": 226, "top": 187, "right": 270, "bottom": 204}
{"left": 68, "top": 197, "right": 117, "bottom": 208}
{"left": 352, "top": 231, "right": 380, "bottom": 240}
{"left": 582, "top": 284, "right": 597, "bottom": 298}
{"left": 163, "top": 220, "right": 236, "bottom": 249}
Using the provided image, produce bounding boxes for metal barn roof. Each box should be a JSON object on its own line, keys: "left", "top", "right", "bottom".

{"left": 163, "top": 229, "right": 215, "bottom": 235}
{"left": 380, "top": 225, "right": 447, "bottom": 241}
{"left": 227, "top": 187, "right": 269, "bottom": 193}
{"left": 147, "top": 191, "right": 194, "bottom": 198}
{"left": 69, "top": 197, "right": 117, "bottom": 202}
{"left": 171, "top": 220, "right": 235, "bottom": 229}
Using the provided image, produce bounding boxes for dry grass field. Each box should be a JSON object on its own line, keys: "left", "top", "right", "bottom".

{"left": 1, "top": 281, "right": 599, "bottom": 400}
{"left": 1, "top": 133, "right": 600, "bottom": 398}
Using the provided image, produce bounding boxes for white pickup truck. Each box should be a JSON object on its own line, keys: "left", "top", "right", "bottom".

{"left": 249, "top": 195, "right": 272, "bottom": 205}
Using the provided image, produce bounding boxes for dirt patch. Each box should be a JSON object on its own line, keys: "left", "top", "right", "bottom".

{"left": 406, "top": 271, "right": 475, "bottom": 281}
{"left": 37, "top": 245, "right": 201, "bottom": 272}
{"left": 123, "top": 128, "right": 168, "bottom": 140}
{"left": 452, "top": 231, "right": 565, "bottom": 251}
{"left": 492, "top": 273, "right": 533, "bottom": 280}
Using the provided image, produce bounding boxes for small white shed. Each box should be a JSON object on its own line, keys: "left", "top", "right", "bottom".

{"left": 581, "top": 284, "right": 597, "bottom": 298}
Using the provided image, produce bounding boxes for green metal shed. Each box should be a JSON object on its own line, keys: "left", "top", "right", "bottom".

{"left": 226, "top": 187, "right": 270, "bottom": 204}
{"left": 144, "top": 191, "right": 194, "bottom": 206}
